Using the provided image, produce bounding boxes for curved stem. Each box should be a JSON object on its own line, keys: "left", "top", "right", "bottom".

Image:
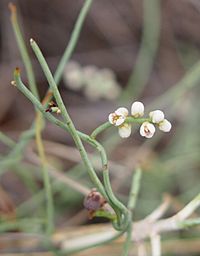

{"left": 91, "top": 122, "right": 112, "bottom": 139}
{"left": 91, "top": 118, "right": 151, "bottom": 139}
{"left": 14, "top": 69, "right": 108, "bottom": 202}
{"left": 14, "top": 69, "right": 130, "bottom": 230}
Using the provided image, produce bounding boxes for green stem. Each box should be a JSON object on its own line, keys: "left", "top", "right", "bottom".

{"left": 121, "top": 0, "right": 161, "bottom": 102}
{"left": 91, "top": 118, "right": 151, "bottom": 139}
{"left": 127, "top": 168, "right": 142, "bottom": 211}
{"left": 122, "top": 168, "right": 142, "bottom": 256}
{"left": 35, "top": 114, "right": 54, "bottom": 236}
{"left": 178, "top": 218, "right": 200, "bottom": 229}
{"left": 14, "top": 69, "right": 130, "bottom": 230}
{"left": 90, "top": 139, "right": 129, "bottom": 229}
{"left": 1, "top": 0, "right": 94, "bottom": 173}
{"left": 122, "top": 222, "right": 132, "bottom": 256}
{"left": 9, "top": 4, "right": 54, "bottom": 235}
{"left": 0, "top": 131, "right": 16, "bottom": 148}
{"left": 9, "top": 3, "right": 39, "bottom": 99}
{"left": 28, "top": 41, "right": 130, "bottom": 229}
{"left": 54, "top": 0, "right": 93, "bottom": 84}
{"left": 91, "top": 122, "right": 112, "bottom": 139}
{"left": 14, "top": 68, "right": 108, "bottom": 202}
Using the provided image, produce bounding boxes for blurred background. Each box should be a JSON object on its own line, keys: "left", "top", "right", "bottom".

{"left": 0, "top": 0, "right": 200, "bottom": 255}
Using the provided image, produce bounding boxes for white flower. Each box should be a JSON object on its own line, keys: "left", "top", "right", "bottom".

{"left": 63, "top": 61, "right": 83, "bottom": 90}
{"left": 108, "top": 107, "right": 128, "bottom": 126}
{"left": 149, "top": 110, "right": 164, "bottom": 124}
{"left": 140, "top": 122, "right": 155, "bottom": 138}
{"left": 118, "top": 123, "right": 131, "bottom": 138}
{"left": 83, "top": 66, "right": 121, "bottom": 101}
{"left": 158, "top": 119, "right": 172, "bottom": 132}
{"left": 131, "top": 101, "right": 144, "bottom": 117}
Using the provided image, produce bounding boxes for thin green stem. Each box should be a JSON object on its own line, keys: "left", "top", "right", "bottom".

{"left": 9, "top": 3, "right": 54, "bottom": 235}
{"left": 127, "top": 168, "right": 142, "bottom": 211}
{"left": 35, "top": 113, "right": 54, "bottom": 236}
{"left": 122, "top": 168, "right": 142, "bottom": 256}
{"left": 1, "top": 0, "right": 94, "bottom": 173}
{"left": 91, "top": 122, "right": 112, "bottom": 139}
{"left": 121, "top": 0, "right": 161, "bottom": 102}
{"left": 9, "top": 3, "right": 39, "bottom": 99}
{"left": 122, "top": 222, "right": 132, "bottom": 256}
{"left": 14, "top": 68, "right": 108, "bottom": 202}
{"left": 0, "top": 131, "right": 16, "bottom": 148}
{"left": 54, "top": 0, "right": 93, "bottom": 84}
{"left": 90, "top": 139, "right": 129, "bottom": 229}
{"left": 14, "top": 69, "right": 130, "bottom": 230}
{"left": 178, "top": 218, "right": 200, "bottom": 229}
{"left": 91, "top": 118, "right": 151, "bottom": 139}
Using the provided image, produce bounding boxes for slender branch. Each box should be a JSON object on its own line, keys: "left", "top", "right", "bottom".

{"left": 9, "top": 4, "right": 54, "bottom": 235}
{"left": 1, "top": 0, "right": 94, "bottom": 173}
{"left": 91, "top": 118, "right": 150, "bottom": 139}
{"left": 9, "top": 3, "right": 39, "bottom": 99}
{"left": 35, "top": 113, "right": 54, "bottom": 236}
{"left": 0, "top": 131, "right": 16, "bottom": 148}
{"left": 121, "top": 0, "right": 161, "bottom": 102}
{"left": 54, "top": 0, "right": 93, "bottom": 84}
{"left": 91, "top": 122, "right": 112, "bottom": 139}
{"left": 122, "top": 168, "right": 142, "bottom": 256}
{"left": 14, "top": 68, "right": 108, "bottom": 201}
{"left": 151, "top": 233, "right": 161, "bottom": 256}
{"left": 127, "top": 168, "right": 142, "bottom": 211}
{"left": 13, "top": 67, "right": 129, "bottom": 230}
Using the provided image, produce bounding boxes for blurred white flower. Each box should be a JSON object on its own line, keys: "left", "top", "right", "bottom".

{"left": 63, "top": 61, "right": 83, "bottom": 90}
{"left": 131, "top": 101, "right": 144, "bottom": 117}
{"left": 140, "top": 122, "right": 155, "bottom": 138}
{"left": 158, "top": 119, "right": 172, "bottom": 132}
{"left": 118, "top": 123, "right": 131, "bottom": 138}
{"left": 108, "top": 107, "right": 128, "bottom": 126}
{"left": 83, "top": 66, "right": 121, "bottom": 101}
{"left": 149, "top": 110, "right": 164, "bottom": 124}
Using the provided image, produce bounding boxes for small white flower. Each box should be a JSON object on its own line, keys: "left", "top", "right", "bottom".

{"left": 63, "top": 61, "right": 83, "bottom": 90}
{"left": 118, "top": 123, "right": 131, "bottom": 138}
{"left": 149, "top": 110, "right": 165, "bottom": 124}
{"left": 131, "top": 101, "right": 144, "bottom": 117}
{"left": 140, "top": 122, "right": 155, "bottom": 138}
{"left": 108, "top": 107, "right": 128, "bottom": 126}
{"left": 158, "top": 119, "right": 172, "bottom": 132}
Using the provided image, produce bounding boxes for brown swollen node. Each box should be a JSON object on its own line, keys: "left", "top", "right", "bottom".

{"left": 83, "top": 188, "right": 106, "bottom": 219}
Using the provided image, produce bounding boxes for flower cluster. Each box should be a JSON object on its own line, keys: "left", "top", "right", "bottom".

{"left": 108, "top": 101, "right": 172, "bottom": 138}
{"left": 63, "top": 61, "right": 121, "bottom": 101}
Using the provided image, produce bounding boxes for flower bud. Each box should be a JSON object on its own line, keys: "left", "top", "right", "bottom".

{"left": 118, "top": 123, "right": 131, "bottom": 138}
{"left": 131, "top": 101, "right": 144, "bottom": 117}
{"left": 149, "top": 110, "right": 164, "bottom": 123}
{"left": 159, "top": 119, "right": 172, "bottom": 132}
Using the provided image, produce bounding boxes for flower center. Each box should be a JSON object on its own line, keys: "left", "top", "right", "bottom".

{"left": 113, "top": 114, "right": 120, "bottom": 123}
{"left": 144, "top": 125, "right": 150, "bottom": 135}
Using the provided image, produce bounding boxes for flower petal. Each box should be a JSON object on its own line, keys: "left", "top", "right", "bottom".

{"left": 108, "top": 113, "right": 115, "bottom": 124}
{"left": 131, "top": 101, "right": 144, "bottom": 117}
{"left": 118, "top": 123, "right": 131, "bottom": 138}
{"left": 115, "top": 116, "right": 125, "bottom": 126}
{"left": 159, "top": 119, "right": 172, "bottom": 132}
{"left": 149, "top": 110, "right": 165, "bottom": 123}
{"left": 115, "top": 107, "right": 129, "bottom": 117}
{"left": 140, "top": 122, "right": 155, "bottom": 138}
